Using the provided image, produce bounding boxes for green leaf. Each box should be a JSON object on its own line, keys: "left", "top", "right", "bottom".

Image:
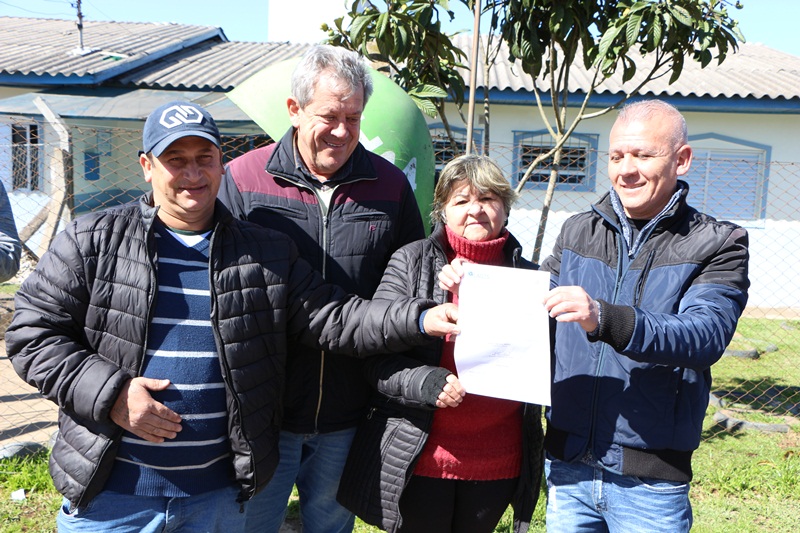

{"left": 408, "top": 84, "right": 449, "bottom": 98}
{"left": 621, "top": 55, "right": 636, "bottom": 83}
{"left": 668, "top": 4, "right": 693, "bottom": 27}
{"left": 597, "top": 23, "right": 623, "bottom": 60}
{"left": 348, "top": 13, "right": 375, "bottom": 45}
{"left": 698, "top": 48, "right": 713, "bottom": 68}
{"left": 626, "top": 12, "right": 643, "bottom": 47}
{"left": 418, "top": 5, "right": 433, "bottom": 27}
{"left": 669, "top": 52, "right": 684, "bottom": 84}
{"left": 651, "top": 13, "right": 663, "bottom": 47}
{"left": 376, "top": 12, "right": 390, "bottom": 41}
{"left": 394, "top": 24, "right": 410, "bottom": 56}
{"left": 409, "top": 94, "right": 439, "bottom": 118}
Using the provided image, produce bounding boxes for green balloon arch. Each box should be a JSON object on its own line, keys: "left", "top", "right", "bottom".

{"left": 226, "top": 59, "right": 435, "bottom": 226}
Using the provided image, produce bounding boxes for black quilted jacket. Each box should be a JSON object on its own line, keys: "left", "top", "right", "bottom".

{"left": 336, "top": 224, "right": 544, "bottom": 533}
{"left": 6, "top": 196, "right": 434, "bottom": 508}
{"left": 219, "top": 128, "right": 426, "bottom": 434}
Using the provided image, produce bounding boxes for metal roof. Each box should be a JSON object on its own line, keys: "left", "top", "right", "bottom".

{"left": 0, "top": 16, "right": 224, "bottom": 85}
{"left": 0, "top": 88, "right": 251, "bottom": 123}
{"left": 116, "top": 41, "right": 310, "bottom": 91}
{"left": 452, "top": 34, "right": 800, "bottom": 103}
{"left": 1, "top": 16, "right": 798, "bottom": 110}
{"left": 0, "top": 16, "right": 309, "bottom": 92}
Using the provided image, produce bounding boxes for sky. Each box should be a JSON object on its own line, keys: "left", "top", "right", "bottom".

{"left": 1, "top": 0, "right": 799, "bottom": 57}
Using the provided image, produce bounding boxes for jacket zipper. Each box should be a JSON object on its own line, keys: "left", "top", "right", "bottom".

{"left": 272, "top": 169, "right": 375, "bottom": 432}
{"left": 587, "top": 231, "right": 626, "bottom": 457}
{"left": 314, "top": 186, "right": 333, "bottom": 433}
{"left": 585, "top": 222, "right": 657, "bottom": 456}
{"left": 207, "top": 222, "right": 250, "bottom": 502}
{"left": 140, "top": 213, "right": 159, "bottom": 377}
{"left": 633, "top": 250, "right": 656, "bottom": 307}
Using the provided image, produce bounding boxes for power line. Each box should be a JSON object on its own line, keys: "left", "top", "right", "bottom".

{"left": 0, "top": 0, "right": 71, "bottom": 17}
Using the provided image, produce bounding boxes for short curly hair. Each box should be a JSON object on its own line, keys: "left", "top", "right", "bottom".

{"left": 430, "top": 154, "right": 518, "bottom": 226}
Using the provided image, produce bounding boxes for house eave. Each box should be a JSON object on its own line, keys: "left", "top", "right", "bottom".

{"left": 478, "top": 88, "right": 800, "bottom": 114}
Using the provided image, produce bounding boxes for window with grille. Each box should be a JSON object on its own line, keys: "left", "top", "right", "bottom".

{"left": 10, "top": 123, "right": 42, "bottom": 191}
{"left": 684, "top": 137, "right": 769, "bottom": 221}
{"left": 513, "top": 131, "right": 597, "bottom": 192}
{"left": 429, "top": 125, "right": 482, "bottom": 182}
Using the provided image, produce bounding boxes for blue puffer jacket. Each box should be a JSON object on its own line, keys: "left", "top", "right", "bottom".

{"left": 541, "top": 182, "right": 749, "bottom": 481}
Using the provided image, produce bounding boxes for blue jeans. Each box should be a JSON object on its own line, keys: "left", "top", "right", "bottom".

{"left": 56, "top": 485, "right": 244, "bottom": 532}
{"left": 545, "top": 458, "right": 692, "bottom": 533}
{"left": 245, "top": 428, "right": 356, "bottom": 533}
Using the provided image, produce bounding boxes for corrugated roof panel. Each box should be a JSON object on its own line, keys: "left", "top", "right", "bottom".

{"left": 452, "top": 34, "right": 800, "bottom": 101}
{"left": 116, "top": 41, "right": 310, "bottom": 91}
{"left": 3, "top": 16, "right": 799, "bottom": 103}
{"left": 0, "top": 16, "right": 223, "bottom": 80}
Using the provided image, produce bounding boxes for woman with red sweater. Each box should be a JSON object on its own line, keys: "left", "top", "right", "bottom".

{"left": 337, "top": 154, "right": 544, "bottom": 533}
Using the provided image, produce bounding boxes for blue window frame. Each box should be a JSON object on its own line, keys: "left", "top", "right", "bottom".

{"left": 83, "top": 130, "right": 112, "bottom": 183}
{"left": 685, "top": 134, "right": 770, "bottom": 221}
{"left": 512, "top": 131, "right": 598, "bottom": 192}
{"left": 429, "top": 124, "right": 483, "bottom": 174}
{"left": 84, "top": 151, "right": 101, "bottom": 181}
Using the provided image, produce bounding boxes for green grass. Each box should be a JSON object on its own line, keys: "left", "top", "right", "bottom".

{"left": 691, "top": 316, "right": 800, "bottom": 531}
{"left": 2, "top": 316, "right": 799, "bottom": 532}
{"left": 692, "top": 423, "right": 800, "bottom": 532}
{"left": 0, "top": 283, "right": 19, "bottom": 295}
{"left": 713, "top": 318, "right": 800, "bottom": 419}
{"left": 0, "top": 451, "right": 61, "bottom": 533}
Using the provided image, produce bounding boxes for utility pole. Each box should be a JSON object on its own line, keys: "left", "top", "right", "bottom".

{"left": 74, "top": 0, "right": 85, "bottom": 51}
{"left": 464, "top": 0, "right": 481, "bottom": 155}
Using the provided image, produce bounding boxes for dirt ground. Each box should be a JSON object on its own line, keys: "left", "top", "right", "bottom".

{"left": 0, "top": 328, "right": 59, "bottom": 457}
{"left": 1, "top": 289, "right": 57, "bottom": 456}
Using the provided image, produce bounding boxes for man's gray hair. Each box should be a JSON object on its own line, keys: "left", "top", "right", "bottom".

{"left": 617, "top": 99, "right": 688, "bottom": 149}
{"left": 291, "top": 44, "right": 374, "bottom": 108}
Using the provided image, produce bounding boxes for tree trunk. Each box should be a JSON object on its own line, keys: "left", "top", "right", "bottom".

{"left": 532, "top": 145, "right": 563, "bottom": 264}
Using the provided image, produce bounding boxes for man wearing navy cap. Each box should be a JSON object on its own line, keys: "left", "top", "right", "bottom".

{"left": 5, "top": 101, "right": 458, "bottom": 532}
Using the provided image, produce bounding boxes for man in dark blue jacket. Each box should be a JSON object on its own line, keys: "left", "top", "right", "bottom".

{"left": 541, "top": 99, "right": 749, "bottom": 532}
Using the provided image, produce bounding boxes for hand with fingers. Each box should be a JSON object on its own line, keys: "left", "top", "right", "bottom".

{"left": 110, "top": 377, "right": 183, "bottom": 443}
{"left": 542, "top": 286, "right": 600, "bottom": 333}
{"left": 435, "top": 373, "right": 467, "bottom": 408}
{"left": 422, "top": 302, "right": 460, "bottom": 337}
{"left": 438, "top": 257, "right": 471, "bottom": 297}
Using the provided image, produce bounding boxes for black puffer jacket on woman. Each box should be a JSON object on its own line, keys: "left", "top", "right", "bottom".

{"left": 336, "top": 224, "right": 545, "bottom": 533}
{"left": 6, "top": 196, "right": 435, "bottom": 508}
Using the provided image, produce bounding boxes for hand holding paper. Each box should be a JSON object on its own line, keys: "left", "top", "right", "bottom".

{"left": 452, "top": 263, "right": 552, "bottom": 406}
{"left": 543, "top": 285, "right": 600, "bottom": 333}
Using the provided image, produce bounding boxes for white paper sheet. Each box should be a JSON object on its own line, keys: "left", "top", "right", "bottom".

{"left": 453, "top": 263, "right": 552, "bottom": 406}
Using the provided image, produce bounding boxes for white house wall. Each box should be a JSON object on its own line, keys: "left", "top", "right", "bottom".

{"left": 435, "top": 100, "right": 800, "bottom": 312}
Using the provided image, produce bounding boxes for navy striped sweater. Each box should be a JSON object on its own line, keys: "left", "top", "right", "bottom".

{"left": 104, "top": 224, "right": 232, "bottom": 496}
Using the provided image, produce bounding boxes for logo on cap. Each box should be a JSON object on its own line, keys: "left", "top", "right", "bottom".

{"left": 159, "top": 105, "right": 205, "bottom": 129}
{"left": 143, "top": 101, "right": 220, "bottom": 156}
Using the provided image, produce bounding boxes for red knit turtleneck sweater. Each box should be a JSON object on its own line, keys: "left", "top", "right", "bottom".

{"left": 413, "top": 226, "right": 523, "bottom": 481}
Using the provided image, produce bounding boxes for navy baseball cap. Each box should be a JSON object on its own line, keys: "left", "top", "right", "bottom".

{"left": 142, "top": 101, "right": 222, "bottom": 157}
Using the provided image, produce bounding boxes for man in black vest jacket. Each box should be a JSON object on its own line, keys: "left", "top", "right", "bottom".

{"left": 219, "top": 44, "right": 425, "bottom": 533}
